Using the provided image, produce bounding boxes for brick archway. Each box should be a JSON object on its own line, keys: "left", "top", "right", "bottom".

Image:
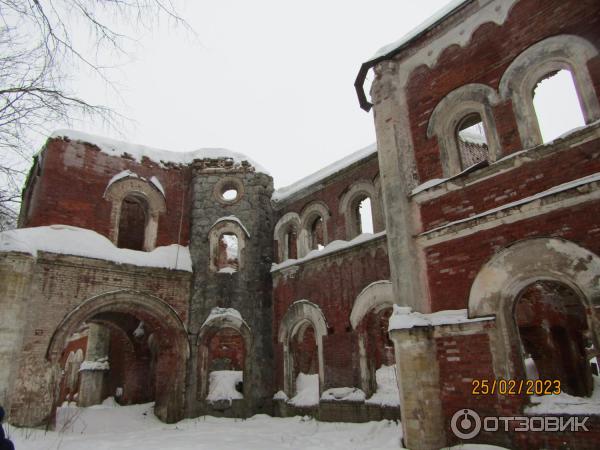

{"left": 46, "top": 289, "right": 189, "bottom": 423}
{"left": 278, "top": 300, "right": 328, "bottom": 397}
{"left": 468, "top": 237, "right": 600, "bottom": 381}
{"left": 350, "top": 281, "right": 394, "bottom": 396}
{"left": 196, "top": 311, "right": 252, "bottom": 401}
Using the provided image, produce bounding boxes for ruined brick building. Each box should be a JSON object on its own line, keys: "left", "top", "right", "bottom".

{"left": 1, "top": 0, "right": 599, "bottom": 449}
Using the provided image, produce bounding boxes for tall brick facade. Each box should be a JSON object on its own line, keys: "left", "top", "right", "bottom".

{"left": 0, "top": 1, "right": 598, "bottom": 449}
{"left": 361, "top": 0, "right": 600, "bottom": 448}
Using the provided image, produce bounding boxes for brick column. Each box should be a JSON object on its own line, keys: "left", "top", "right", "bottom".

{"left": 390, "top": 326, "right": 446, "bottom": 450}
{"left": 78, "top": 324, "right": 110, "bottom": 406}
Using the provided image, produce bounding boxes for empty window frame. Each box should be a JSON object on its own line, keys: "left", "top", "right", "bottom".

{"left": 532, "top": 69, "right": 586, "bottom": 143}
{"left": 117, "top": 195, "right": 149, "bottom": 251}
{"left": 217, "top": 233, "right": 239, "bottom": 272}
{"left": 456, "top": 113, "right": 490, "bottom": 170}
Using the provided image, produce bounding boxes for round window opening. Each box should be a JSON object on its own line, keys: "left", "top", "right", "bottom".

{"left": 222, "top": 188, "right": 238, "bottom": 201}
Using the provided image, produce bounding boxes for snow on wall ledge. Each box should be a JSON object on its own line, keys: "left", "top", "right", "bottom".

{"left": 271, "top": 231, "right": 386, "bottom": 272}
{"left": 0, "top": 225, "right": 192, "bottom": 272}
{"left": 388, "top": 305, "right": 493, "bottom": 331}
{"left": 50, "top": 129, "right": 270, "bottom": 175}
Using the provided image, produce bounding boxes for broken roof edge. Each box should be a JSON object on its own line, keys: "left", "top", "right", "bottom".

{"left": 355, "top": 0, "right": 472, "bottom": 111}
{"left": 272, "top": 142, "right": 377, "bottom": 205}
{"left": 49, "top": 129, "right": 272, "bottom": 175}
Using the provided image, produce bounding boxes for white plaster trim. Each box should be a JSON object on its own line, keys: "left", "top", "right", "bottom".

{"left": 350, "top": 280, "right": 393, "bottom": 329}
{"left": 376, "top": 0, "right": 518, "bottom": 89}
{"left": 388, "top": 305, "right": 493, "bottom": 331}
{"left": 211, "top": 216, "right": 251, "bottom": 238}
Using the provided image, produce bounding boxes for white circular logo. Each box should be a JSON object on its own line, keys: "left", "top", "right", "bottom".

{"left": 451, "top": 409, "right": 481, "bottom": 440}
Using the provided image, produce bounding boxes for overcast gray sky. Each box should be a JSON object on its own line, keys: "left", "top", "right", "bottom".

{"left": 57, "top": 0, "right": 584, "bottom": 189}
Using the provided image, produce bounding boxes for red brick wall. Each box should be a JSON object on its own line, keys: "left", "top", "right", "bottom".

{"left": 403, "top": 0, "right": 600, "bottom": 182}
{"left": 436, "top": 330, "right": 504, "bottom": 445}
{"left": 276, "top": 154, "right": 380, "bottom": 244}
{"left": 22, "top": 138, "right": 191, "bottom": 246}
{"left": 425, "top": 198, "right": 600, "bottom": 311}
{"left": 420, "top": 137, "right": 600, "bottom": 230}
{"left": 208, "top": 328, "right": 245, "bottom": 371}
{"left": 273, "top": 238, "right": 390, "bottom": 390}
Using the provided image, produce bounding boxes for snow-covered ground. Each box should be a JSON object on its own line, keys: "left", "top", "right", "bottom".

{"left": 7, "top": 401, "right": 402, "bottom": 450}
{"left": 4, "top": 399, "right": 514, "bottom": 450}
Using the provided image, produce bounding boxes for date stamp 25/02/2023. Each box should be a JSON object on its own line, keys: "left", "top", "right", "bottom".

{"left": 471, "top": 379, "right": 561, "bottom": 396}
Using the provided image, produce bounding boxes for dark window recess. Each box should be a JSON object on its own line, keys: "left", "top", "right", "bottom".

{"left": 117, "top": 196, "right": 148, "bottom": 251}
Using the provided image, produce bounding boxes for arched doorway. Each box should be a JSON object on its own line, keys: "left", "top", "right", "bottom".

{"left": 350, "top": 281, "right": 398, "bottom": 403}
{"left": 196, "top": 309, "right": 252, "bottom": 405}
{"left": 468, "top": 238, "right": 600, "bottom": 387}
{"left": 46, "top": 290, "right": 189, "bottom": 423}
{"left": 515, "top": 280, "right": 594, "bottom": 397}
{"left": 278, "top": 300, "right": 328, "bottom": 401}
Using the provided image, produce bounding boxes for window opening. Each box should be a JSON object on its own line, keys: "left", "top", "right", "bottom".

{"left": 117, "top": 195, "right": 148, "bottom": 251}
{"left": 217, "top": 233, "right": 239, "bottom": 272}
{"left": 357, "top": 197, "right": 374, "bottom": 234}
{"left": 533, "top": 69, "right": 586, "bottom": 143}
{"left": 285, "top": 226, "right": 298, "bottom": 260}
{"left": 222, "top": 188, "right": 238, "bottom": 201}
{"left": 310, "top": 216, "right": 324, "bottom": 250}
{"left": 456, "top": 113, "right": 489, "bottom": 169}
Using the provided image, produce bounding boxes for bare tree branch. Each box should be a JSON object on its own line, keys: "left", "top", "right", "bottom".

{"left": 0, "top": 0, "right": 191, "bottom": 228}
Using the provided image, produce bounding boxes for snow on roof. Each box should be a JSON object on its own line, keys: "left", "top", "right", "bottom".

{"left": 50, "top": 129, "right": 270, "bottom": 175}
{"left": 388, "top": 305, "right": 493, "bottom": 331}
{"left": 211, "top": 216, "right": 251, "bottom": 238}
{"left": 0, "top": 225, "right": 191, "bottom": 271}
{"left": 149, "top": 176, "right": 165, "bottom": 196}
{"left": 369, "top": 0, "right": 470, "bottom": 62}
{"left": 272, "top": 143, "right": 377, "bottom": 203}
{"left": 271, "top": 231, "right": 386, "bottom": 272}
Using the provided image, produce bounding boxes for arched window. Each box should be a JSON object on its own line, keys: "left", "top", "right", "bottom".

{"left": 299, "top": 202, "right": 330, "bottom": 257}
{"left": 456, "top": 113, "right": 489, "bottom": 169}
{"left": 208, "top": 218, "right": 248, "bottom": 273}
{"left": 355, "top": 196, "right": 374, "bottom": 235}
{"left": 285, "top": 225, "right": 298, "bottom": 260}
{"left": 217, "top": 233, "right": 239, "bottom": 272}
{"left": 104, "top": 174, "right": 166, "bottom": 251}
{"left": 532, "top": 69, "right": 586, "bottom": 143}
{"left": 499, "top": 35, "right": 600, "bottom": 149}
{"left": 340, "top": 180, "right": 384, "bottom": 239}
{"left": 274, "top": 213, "right": 301, "bottom": 263}
{"left": 427, "top": 84, "right": 501, "bottom": 177}
{"left": 117, "top": 194, "right": 149, "bottom": 251}
{"left": 309, "top": 216, "right": 324, "bottom": 250}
